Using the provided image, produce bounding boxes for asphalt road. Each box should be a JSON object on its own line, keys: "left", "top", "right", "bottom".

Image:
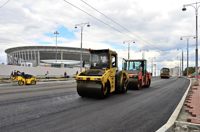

{"left": 0, "top": 77, "right": 189, "bottom": 132}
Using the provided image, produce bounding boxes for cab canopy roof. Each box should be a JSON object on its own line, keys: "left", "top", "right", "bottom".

{"left": 89, "top": 49, "right": 117, "bottom": 55}
{"left": 124, "top": 59, "right": 147, "bottom": 61}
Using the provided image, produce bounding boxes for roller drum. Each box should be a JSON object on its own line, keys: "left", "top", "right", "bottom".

{"left": 127, "top": 78, "right": 139, "bottom": 90}
{"left": 77, "top": 80, "right": 104, "bottom": 98}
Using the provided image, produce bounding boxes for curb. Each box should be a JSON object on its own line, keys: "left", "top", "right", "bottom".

{"left": 156, "top": 78, "right": 192, "bottom": 132}
{"left": 0, "top": 79, "right": 76, "bottom": 86}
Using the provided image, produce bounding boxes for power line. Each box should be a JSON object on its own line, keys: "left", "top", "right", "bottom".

{"left": 80, "top": 0, "right": 160, "bottom": 50}
{"left": 63, "top": 0, "right": 164, "bottom": 51}
{"left": 63, "top": 0, "right": 155, "bottom": 45}
{"left": 0, "top": 0, "right": 10, "bottom": 9}
{"left": 63, "top": 0, "right": 128, "bottom": 37}
{"left": 80, "top": 0, "right": 131, "bottom": 33}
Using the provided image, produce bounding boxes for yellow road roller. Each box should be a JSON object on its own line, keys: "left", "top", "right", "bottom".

{"left": 76, "top": 49, "right": 129, "bottom": 98}
{"left": 11, "top": 73, "right": 36, "bottom": 86}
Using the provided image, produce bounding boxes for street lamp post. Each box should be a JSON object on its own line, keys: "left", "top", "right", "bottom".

{"left": 140, "top": 49, "right": 149, "bottom": 59}
{"left": 177, "top": 48, "right": 184, "bottom": 76}
{"left": 182, "top": 49, "right": 184, "bottom": 76}
{"left": 149, "top": 57, "right": 156, "bottom": 76}
{"left": 176, "top": 56, "right": 180, "bottom": 76}
{"left": 54, "top": 31, "right": 59, "bottom": 63}
{"left": 75, "top": 22, "right": 90, "bottom": 72}
{"left": 123, "top": 40, "right": 135, "bottom": 60}
{"left": 180, "top": 36, "right": 195, "bottom": 76}
{"left": 182, "top": 2, "right": 200, "bottom": 81}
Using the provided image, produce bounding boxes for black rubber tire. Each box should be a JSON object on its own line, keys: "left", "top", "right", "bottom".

{"left": 146, "top": 79, "right": 151, "bottom": 88}
{"left": 105, "top": 81, "right": 110, "bottom": 96}
{"left": 115, "top": 71, "right": 127, "bottom": 93}
{"left": 137, "top": 80, "right": 142, "bottom": 90}
{"left": 77, "top": 88, "right": 85, "bottom": 97}
{"left": 121, "top": 79, "right": 128, "bottom": 93}
{"left": 18, "top": 80, "right": 24, "bottom": 86}
{"left": 99, "top": 83, "right": 109, "bottom": 99}
{"left": 31, "top": 80, "right": 36, "bottom": 85}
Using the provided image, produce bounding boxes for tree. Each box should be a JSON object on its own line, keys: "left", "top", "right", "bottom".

{"left": 183, "top": 67, "right": 195, "bottom": 76}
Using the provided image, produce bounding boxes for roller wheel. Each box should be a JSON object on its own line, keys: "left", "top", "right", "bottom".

{"left": 137, "top": 80, "right": 142, "bottom": 90}
{"left": 115, "top": 71, "right": 127, "bottom": 93}
{"left": 77, "top": 88, "right": 85, "bottom": 98}
{"left": 100, "top": 82, "right": 109, "bottom": 98}
{"left": 18, "top": 80, "right": 24, "bottom": 86}
{"left": 146, "top": 79, "right": 151, "bottom": 88}
{"left": 31, "top": 80, "right": 36, "bottom": 85}
{"left": 121, "top": 79, "right": 128, "bottom": 93}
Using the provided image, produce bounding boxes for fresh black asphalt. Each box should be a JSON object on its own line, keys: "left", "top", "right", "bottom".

{"left": 0, "top": 77, "right": 189, "bottom": 132}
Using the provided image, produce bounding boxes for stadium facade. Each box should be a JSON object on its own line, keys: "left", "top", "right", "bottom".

{"left": 5, "top": 46, "right": 90, "bottom": 67}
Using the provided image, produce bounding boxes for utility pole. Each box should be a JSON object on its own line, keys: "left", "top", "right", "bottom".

{"left": 182, "top": 49, "right": 184, "bottom": 76}
{"left": 182, "top": 2, "right": 200, "bottom": 81}
{"left": 150, "top": 57, "right": 155, "bottom": 76}
{"left": 180, "top": 36, "right": 195, "bottom": 76}
{"left": 177, "top": 48, "right": 183, "bottom": 76}
{"left": 140, "top": 49, "right": 148, "bottom": 59}
{"left": 75, "top": 22, "right": 90, "bottom": 72}
{"left": 54, "top": 31, "right": 59, "bottom": 63}
{"left": 123, "top": 40, "right": 135, "bottom": 60}
{"left": 151, "top": 59, "right": 153, "bottom": 76}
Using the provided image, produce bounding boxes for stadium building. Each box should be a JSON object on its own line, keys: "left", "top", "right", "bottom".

{"left": 5, "top": 46, "right": 90, "bottom": 67}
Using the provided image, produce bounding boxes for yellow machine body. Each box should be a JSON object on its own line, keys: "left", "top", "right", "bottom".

{"left": 76, "top": 49, "right": 128, "bottom": 98}
{"left": 11, "top": 74, "right": 37, "bottom": 85}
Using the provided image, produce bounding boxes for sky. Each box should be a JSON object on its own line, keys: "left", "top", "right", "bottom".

{"left": 0, "top": 0, "right": 199, "bottom": 73}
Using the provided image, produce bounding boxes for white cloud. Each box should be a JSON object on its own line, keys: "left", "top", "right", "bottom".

{"left": 0, "top": 0, "right": 199, "bottom": 71}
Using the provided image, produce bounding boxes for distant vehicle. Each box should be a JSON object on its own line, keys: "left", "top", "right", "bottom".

{"left": 11, "top": 72, "right": 36, "bottom": 85}
{"left": 122, "top": 59, "right": 151, "bottom": 90}
{"left": 160, "top": 68, "right": 170, "bottom": 79}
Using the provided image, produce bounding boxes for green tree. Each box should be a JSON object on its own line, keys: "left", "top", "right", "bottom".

{"left": 183, "top": 67, "right": 195, "bottom": 76}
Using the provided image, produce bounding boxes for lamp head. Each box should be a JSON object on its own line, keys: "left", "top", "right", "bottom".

{"left": 182, "top": 6, "right": 186, "bottom": 11}
{"left": 75, "top": 26, "right": 77, "bottom": 29}
{"left": 87, "top": 24, "right": 90, "bottom": 27}
{"left": 180, "top": 37, "right": 183, "bottom": 40}
{"left": 54, "top": 31, "right": 59, "bottom": 35}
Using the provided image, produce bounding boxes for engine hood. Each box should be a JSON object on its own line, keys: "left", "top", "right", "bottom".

{"left": 126, "top": 70, "right": 139, "bottom": 74}
{"left": 79, "top": 69, "right": 105, "bottom": 76}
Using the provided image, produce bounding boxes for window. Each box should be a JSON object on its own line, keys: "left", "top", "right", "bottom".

{"left": 111, "top": 54, "right": 116, "bottom": 67}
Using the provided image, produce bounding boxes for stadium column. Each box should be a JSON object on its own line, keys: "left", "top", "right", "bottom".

{"left": 34, "top": 50, "right": 37, "bottom": 66}
{"left": 31, "top": 50, "right": 33, "bottom": 61}
{"left": 37, "top": 50, "right": 40, "bottom": 66}
{"left": 20, "top": 51, "right": 22, "bottom": 65}
{"left": 27, "top": 50, "right": 30, "bottom": 61}
{"left": 25, "top": 51, "right": 27, "bottom": 63}
{"left": 17, "top": 51, "right": 19, "bottom": 65}
{"left": 61, "top": 51, "right": 64, "bottom": 68}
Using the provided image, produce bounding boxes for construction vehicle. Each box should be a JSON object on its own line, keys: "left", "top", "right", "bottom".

{"left": 160, "top": 67, "right": 170, "bottom": 78}
{"left": 76, "top": 49, "right": 129, "bottom": 98}
{"left": 11, "top": 72, "right": 36, "bottom": 85}
{"left": 122, "top": 59, "right": 151, "bottom": 90}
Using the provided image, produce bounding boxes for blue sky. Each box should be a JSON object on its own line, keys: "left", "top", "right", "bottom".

{"left": 35, "top": 26, "right": 76, "bottom": 45}
{"left": 46, "top": 26, "right": 76, "bottom": 39}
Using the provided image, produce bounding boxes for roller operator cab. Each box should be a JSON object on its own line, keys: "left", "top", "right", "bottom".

{"left": 76, "top": 49, "right": 129, "bottom": 98}
{"left": 122, "top": 59, "right": 151, "bottom": 90}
